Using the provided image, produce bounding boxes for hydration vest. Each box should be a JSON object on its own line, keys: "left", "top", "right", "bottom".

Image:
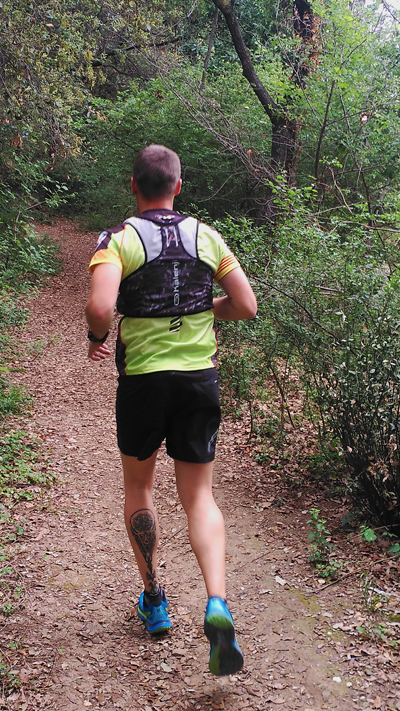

{"left": 116, "top": 211, "right": 214, "bottom": 318}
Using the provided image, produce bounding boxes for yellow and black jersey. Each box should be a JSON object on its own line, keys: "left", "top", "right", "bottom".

{"left": 89, "top": 209, "right": 239, "bottom": 375}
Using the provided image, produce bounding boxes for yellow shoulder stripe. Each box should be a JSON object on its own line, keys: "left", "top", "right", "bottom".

{"left": 89, "top": 249, "right": 123, "bottom": 273}
{"left": 214, "top": 254, "right": 239, "bottom": 282}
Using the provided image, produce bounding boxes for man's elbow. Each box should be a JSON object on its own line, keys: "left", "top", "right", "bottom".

{"left": 85, "top": 300, "right": 113, "bottom": 323}
{"left": 242, "top": 295, "right": 257, "bottom": 319}
{"left": 244, "top": 304, "right": 257, "bottom": 319}
{"left": 249, "top": 302, "right": 258, "bottom": 319}
{"left": 236, "top": 300, "right": 257, "bottom": 320}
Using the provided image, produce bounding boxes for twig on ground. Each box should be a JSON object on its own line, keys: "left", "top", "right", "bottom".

{"left": 233, "top": 550, "right": 279, "bottom": 574}
{"left": 314, "top": 555, "right": 392, "bottom": 593}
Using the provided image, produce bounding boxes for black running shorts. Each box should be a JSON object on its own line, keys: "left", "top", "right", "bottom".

{"left": 116, "top": 368, "right": 221, "bottom": 463}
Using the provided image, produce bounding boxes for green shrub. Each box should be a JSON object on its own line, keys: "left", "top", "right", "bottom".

{"left": 0, "top": 431, "right": 54, "bottom": 501}
{"left": 59, "top": 71, "right": 268, "bottom": 230}
{"left": 267, "top": 227, "right": 400, "bottom": 525}
{"left": 0, "top": 380, "right": 31, "bottom": 420}
{"left": 0, "top": 170, "right": 62, "bottom": 420}
{"left": 0, "top": 221, "right": 61, "bottom": 283}
{"left": 212, "top": 197, "right": 400, "bottom": 526}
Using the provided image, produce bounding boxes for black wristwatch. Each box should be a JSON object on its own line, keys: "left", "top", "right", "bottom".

{"left": 87, "top": 329, "right": 109, "bottom": 344}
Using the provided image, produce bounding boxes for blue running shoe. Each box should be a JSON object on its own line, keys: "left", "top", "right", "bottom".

{"left": 204, "top": 597, "right": 244, "bottom": 676}
{"left": 138, "top": 589, "right": 171, "bottom": 635}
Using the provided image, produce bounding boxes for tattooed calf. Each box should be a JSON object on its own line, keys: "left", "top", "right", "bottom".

{"left": 130, "top": 508, "right": 158, "bottom": 594}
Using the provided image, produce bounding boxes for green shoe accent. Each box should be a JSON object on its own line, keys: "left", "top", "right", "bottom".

{"left": 138, "top": 590, "right": 171, "bottom": 635}
{"left": 204, "top": 597, "right": 243, "bottom": 676}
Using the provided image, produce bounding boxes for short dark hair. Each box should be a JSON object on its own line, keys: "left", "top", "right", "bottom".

{"left": 132, "top": 145, "right": 181, "bottom": 199}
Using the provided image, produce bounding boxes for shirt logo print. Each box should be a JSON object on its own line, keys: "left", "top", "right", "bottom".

{"left": 172, "top": 261, "right": 180, "bottom": 306}
{"left": 169, "top": 316, "right": 182, "bottom": 332}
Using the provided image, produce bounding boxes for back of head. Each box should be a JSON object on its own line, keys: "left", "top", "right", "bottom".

{"left": 132, "top": 145, "right": 181, "bottom": 200}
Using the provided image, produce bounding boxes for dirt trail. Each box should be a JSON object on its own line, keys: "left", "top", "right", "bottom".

{"left": 2, "top": 219, "right": 399, "bottom": 711}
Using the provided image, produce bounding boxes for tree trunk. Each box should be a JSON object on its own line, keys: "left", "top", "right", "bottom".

{"left": 271, "top": 116, "right": 301, "bottom": 186}
{"left": 210, "top": 0, "right": 301, "bottom": 183}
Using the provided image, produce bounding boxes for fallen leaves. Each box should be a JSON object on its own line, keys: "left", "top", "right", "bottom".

{"left": 160, "top": 662, "right": 172, "bottom": 673}
{"left": 274, "top": 575, "right": 287, "bottom": 586}
{"left": 1, "top": 218, "right": 399, "bottom": 711}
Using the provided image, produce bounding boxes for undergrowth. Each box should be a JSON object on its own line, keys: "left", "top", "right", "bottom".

{"left": 0, "top": 431, "right": 55, "bottom": 607}
{"left": 0, "top": 217, "right": 60, "bottom": 691}
{"left": 0, "top": 430, "right": 55, "bottom": 503}
{"left": 0, "top": 432, "right": 55, "bottom": 693}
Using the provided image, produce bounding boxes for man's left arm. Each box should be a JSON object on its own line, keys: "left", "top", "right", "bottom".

{"left": 213, "top": 267, "right": 257, "bottom": 321}
{"left": 85, "top": 263, "right": 122, "bottom": 361}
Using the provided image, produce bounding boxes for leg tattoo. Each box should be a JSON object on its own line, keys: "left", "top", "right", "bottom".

{"left": 130, "top": 508, "right": 158, "bottom": 594}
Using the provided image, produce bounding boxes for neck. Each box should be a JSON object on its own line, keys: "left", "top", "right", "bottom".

{"left": 136, "top": 195, "right": 175, "bottom": 213}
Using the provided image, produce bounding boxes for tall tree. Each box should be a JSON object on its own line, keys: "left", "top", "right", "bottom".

{"left": 208, "top": 0, "right": 316, "bottom": 187}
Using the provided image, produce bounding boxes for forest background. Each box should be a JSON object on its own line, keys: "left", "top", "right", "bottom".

{"left": 2, "top": 0, "right": 400, "bottom": 549}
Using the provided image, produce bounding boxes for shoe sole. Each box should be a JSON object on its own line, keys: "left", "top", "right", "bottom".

{"left": 204, "top": 615, "right": 235, "bottom": 644}
{"left": 204, "top": 616, "right": 243, "bottom": 675}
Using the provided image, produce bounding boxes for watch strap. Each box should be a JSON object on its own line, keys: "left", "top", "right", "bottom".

{"left": 88, "top": 329, "right": 109, "bottom": 343}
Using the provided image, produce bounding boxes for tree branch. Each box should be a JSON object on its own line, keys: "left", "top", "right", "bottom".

{"left": 210, "top": 0, "right": 280, "bottom": 123}
{"left": 200, "top": 7, "right": 219, "bottom": 91}
{"left": 315, "top": 80, "right": 336, "bottom": 181}
{"left": 92, "top": 37, "right": 181, "bottom": 66}
{"left": 382, "top": 0, "right": 400, "bottom": 23}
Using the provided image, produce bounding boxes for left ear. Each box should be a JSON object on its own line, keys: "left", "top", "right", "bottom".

{"left": 131, "top": 176, "right": 139, "bottom": 195}
{"left": 174, "top": 178, "right": 182, "bottom": 196}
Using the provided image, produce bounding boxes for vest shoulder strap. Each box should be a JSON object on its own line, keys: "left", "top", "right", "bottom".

{"left": 123, "top": 216, "right": 199, "bottom": 263}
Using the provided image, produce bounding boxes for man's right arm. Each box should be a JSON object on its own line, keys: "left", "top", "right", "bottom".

{"left": 85, "top": 263, "right": 122, "bottom": 360}
{"left": 212, "top": 267, "right": 257, "bottom": 321}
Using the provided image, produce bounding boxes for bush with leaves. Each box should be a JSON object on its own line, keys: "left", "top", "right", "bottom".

{"left": 211, "top": 190, "right": 400, "bottom": 526}
{"left": 271, "top": 214, "right": 400, "bottom": 522}
{"left": 0, "top": 175, "right": 61, "bottom": 422}
{"left": 59, "top": 66, "right": 271, "bottom": 230}
{"left": 267, "top": 208, "right": 400, "bottom": 524}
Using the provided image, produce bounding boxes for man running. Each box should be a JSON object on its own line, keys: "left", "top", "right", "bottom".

{"left": 85, "top": 144, "right": 257, "bottom": 676}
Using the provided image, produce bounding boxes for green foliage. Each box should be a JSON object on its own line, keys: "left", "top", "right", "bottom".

{"left": 218, "top": 343, "right": 257, "bottom": 418}
{"left": 359, "top": 526, "right": 400, "bottom": 554}
{"left": 356, "top": 622, "right": 398, "bottom": 646}
{"left": 307, "top": 508, "right": 342, "bottom": 579}
{"left": 0, "top": 0, "right": 162, "bottom": 162}
{"left": 0, "top": 505, "right": 26, "bottom": 620}
{"left": 308, "top": 509, "right": 332, "bottom": 558}
{"left": 0, "top": 434, "right": 54, "bottom": 622}
{"left": 0, "top": 151, "right": 65, "bottom": 281}
{"left": 0, "top": 431, "right": 55, "bottom": 502}
{"left": 0, "top": 381, "right": 31, "bottom": 420}
{"left": 210, "top": 188, "right": 400, "bottom": 526}
{"left": 58, "top": 74, "right": 259, "bottom": 227}
{"left": 249, "top": 189, "right": 400, "bottom": 525}
{"left": 360, "top": 525, "right": 377, "bottom": 543}
{"left": 0, "top": 219, "right": 61, "bottom": 284}
{"left": 57, "top": 61, "right": 277, "bottom": 229}
{"left": 217, "top": 338, "right": 269, "bottom": 446}
{"left": 0, "top": 215, "right": 60, "bottom": 424}
{"left": 0, "top": 292, "right": 31, "bottom": 423}
{"left": 307, "top": 508, "right": 332, "bottom": 563}
{"left": 0, "top": 0, "right": 181, "bottom": 245}
{"left": 297, "top": 0, "right": 400, "bottom": 223}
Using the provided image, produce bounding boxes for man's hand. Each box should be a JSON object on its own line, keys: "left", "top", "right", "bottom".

{"left": 88, "top": 341, "right": 112, "bottom": 361}
{"left": 85, "top": 262, "right": 121, "bottom": 363}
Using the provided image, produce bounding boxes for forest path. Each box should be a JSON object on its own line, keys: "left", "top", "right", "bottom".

{"left": 2, "top": 219, "right": 398, "bottom": 711}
